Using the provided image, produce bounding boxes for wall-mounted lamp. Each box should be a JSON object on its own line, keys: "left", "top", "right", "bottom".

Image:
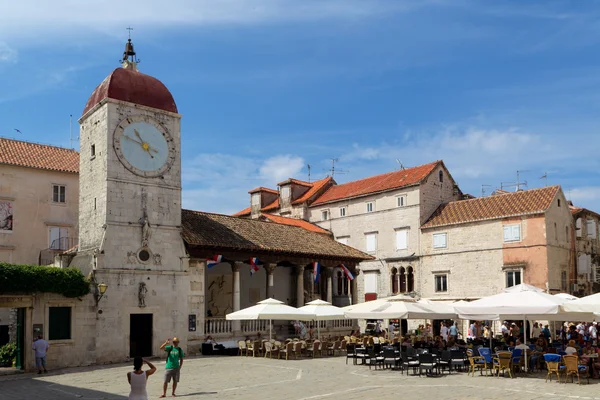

{"left": 94, "top": 282, "right": 108, "bottom": 306}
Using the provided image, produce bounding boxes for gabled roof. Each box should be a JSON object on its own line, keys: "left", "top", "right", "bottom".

{"left": 0, "top": 137, "right": 79, "bottom": 174}
{"left": 293, "top": 177, "right": 334, "bottom": 205}
{"left": 233, "top": 207, "right": 251, "bottom": 217}
{"left": 248, "top": 187, "right": 278, "bottom": 195}
{"left": 182, "top": 209, "right": 372, "bottom": 262}
{"left": 311, "top": 161, "right": 441, "bottom": 206}
{"left": 422, "top": 186, "right": 561, "bottom": 229}
{"left": 260, "top": 213, "right": 332, "bottom": 235}
{"left": 570, "top": 205, "right": 600, "bottom": 219}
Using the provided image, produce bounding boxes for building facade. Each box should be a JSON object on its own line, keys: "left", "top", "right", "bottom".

{"left": 571, "top": 205, "right": 600, "bottom": 295}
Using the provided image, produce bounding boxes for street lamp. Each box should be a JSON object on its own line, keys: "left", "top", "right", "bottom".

{"left": 94, "top": 282, "right": 108, "bottom": 306}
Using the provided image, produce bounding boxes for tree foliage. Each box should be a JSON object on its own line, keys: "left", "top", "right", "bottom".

{"left": 0, "top": 263, "right": 90, "bottom": 298}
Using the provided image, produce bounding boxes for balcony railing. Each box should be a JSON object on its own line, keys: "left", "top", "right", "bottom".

{"left": 39, "top": 237, "right": 78, "bottom": 265}
{"left": 204, "top": 317, "right": 353, "bottom": 336}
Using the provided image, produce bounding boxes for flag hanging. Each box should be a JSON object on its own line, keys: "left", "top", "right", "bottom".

{"left": 340, "top": 264, "right": 355, "bottom": 281}
{"left": 206, "top": 254, "right": 223, "bottom": 268}
{"left": 249, "top": 257, "right": 260, "bottom": 275}
{"left": 313, "top": 261, "right": 321, "bottom": 283}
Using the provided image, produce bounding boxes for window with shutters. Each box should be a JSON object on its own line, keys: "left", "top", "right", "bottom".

{"left": 364, "top": 273, "right": 378, "bottom": 294}
{"left": 52, "top": 184, "right": 66, "bottom": 203}
{"left": 503, "top": 224, "right": 521, "bottom": 242}
{"left": 321, "top": 210, "right": 329, "bottom": 221}
{"left": 576, "top": 218, "right": 582, "bottom": 238}
{"left": 587, "top": 219, "right": 597, "bottom": 238}
{"left": 49, "top": 307, "right": 72, "bottom": 340}
{"left": 365, "top": 233, "right": 377, "bottom": 252}
{"left": 433, "top": 233, "right": 447, "bottom": 249}
{"left": 366, "top": 202, "right": 374, "bottom": 213}
{"left": 395, "top": 229, "right": 408, "bottom": 250}
{"left": 434, "top": 274, "right": 447, "bottom": 292}
{"left": 339, "top": 207, "right": 346, "bottom": 217}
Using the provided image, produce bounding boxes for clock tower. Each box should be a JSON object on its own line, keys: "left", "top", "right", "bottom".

{"left": 77, "top": 38, "right": 189, "bottom": 362}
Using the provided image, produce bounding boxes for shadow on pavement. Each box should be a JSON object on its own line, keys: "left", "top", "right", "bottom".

{"left": 2, "top": 378, "right": 128, "bottom": 399}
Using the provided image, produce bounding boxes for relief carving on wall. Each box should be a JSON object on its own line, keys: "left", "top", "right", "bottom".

{"left": 138, "top": 282, "right": 148, "bottom": 308}
{"left": 153, "top": 253, "right": 162, "bottom": 265}
{"left": 0, "top": 201, "right": 13, "bottom": 232}
{"left": 207, "top": 274, "right": 233, "bottom": 317}
{"left": 127, "top": 251, "right": 138, "bottom": 264}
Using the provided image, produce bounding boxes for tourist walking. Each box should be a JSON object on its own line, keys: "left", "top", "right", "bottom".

{"left": 127, "top": 357, "right": 156, "bottom": 400}
{"left": 160, "top": 337, "right": 184, "bottom": 398}
{"left": 32, "top": 335, "right": 49, "bottom": 374}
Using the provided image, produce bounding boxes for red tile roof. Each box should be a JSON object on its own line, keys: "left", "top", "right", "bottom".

{"left": 248, "top": 187, "right": 278, "bottom": 195}
{"left": 261, "top": 213, "right": 332, "bottom": 235}
{"left": 233, "top": 207, "right": 251, "bottom": 217}
{"left": 292, "top": 177, "right": 334, "bottom": 205}
{"left": 311, "top": 161, "right": 440, "bottom": 206}
{"left": 83, "top": 67, "right": 177, "bottom": 117}
{"left": 0, "top": 137, "right": 79, "bottom": 174}
{"left": 277, "top": 178, "right": 312, "bottom": 187}
{"left": 261, "top": 198, "right": 280, "bottom": 212}
{"left": 570, "top": 205, "right": 600, "bottom": 218}
{"left": 422, "top": 186, "right": 561, "bottom": 228}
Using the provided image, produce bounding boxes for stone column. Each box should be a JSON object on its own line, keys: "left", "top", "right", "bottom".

{"left": 265, "top": 264, "right": 277, "bottom": 299}
{"left": 351, "top": 269, "right": 360, "bottom": 305}
{"left": 325, "top": 267, "right": 333, "bottom": 304}
{"left": 296, "top": 266, "right": 305, "bottom": 307}
{"left": 231, "top": 262, "right": 242, "bottom": 332}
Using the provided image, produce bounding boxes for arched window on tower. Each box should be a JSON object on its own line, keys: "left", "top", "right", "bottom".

{"left": 407, "top": 266, "right": 414, "bottom": 292}
{"left": 399, "top": 267, "right": 407, "bottom": 293}
{"left": 391, "top": 267, "right": 399, "bottom": 294}
{"left": 337, "top": 270, "right": 343, "bottom": 296}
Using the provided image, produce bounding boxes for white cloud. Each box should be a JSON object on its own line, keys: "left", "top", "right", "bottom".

{"left": 182, "top": 152, "right": 304, "bottom": 214}
{"left": 0, "top": 42, "right": 17, "bottom": 62}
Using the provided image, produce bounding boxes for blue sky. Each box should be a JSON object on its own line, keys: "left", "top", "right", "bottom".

{"left": 1, "top": 1, "right": 600, "bottom": 214}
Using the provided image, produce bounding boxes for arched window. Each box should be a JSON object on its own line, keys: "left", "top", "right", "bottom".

{"left": 439, "top": 170, "right": 443, "bottom": 183}
{"left": 391, "top": 267, "right": 399, "bottom": 294}
{"left": 337, "top": 271, "right": 343, "bottom": 296}
{"left": 343, "top": 274, "right": 349, "bottom": 295}
{"left": 407, "top": 266, "right": 414, "bottom": 292}
{"left": 399, "top": 267, "right": 407, "bottom": 293}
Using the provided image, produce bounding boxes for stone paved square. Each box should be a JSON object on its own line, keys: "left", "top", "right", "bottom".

{"left": 2, "top": 355, "right": 600, "bottom": 400}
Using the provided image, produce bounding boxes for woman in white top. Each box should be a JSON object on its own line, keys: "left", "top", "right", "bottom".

{"left": 127, "top": 357, "right": 156, "bottom": 400}
{"left": 564, "top": 340, "right": 578, "bottom": 356}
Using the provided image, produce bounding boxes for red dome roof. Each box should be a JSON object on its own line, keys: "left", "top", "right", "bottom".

{"left": 82, "top": 67, "right": 177, "bottom": 117}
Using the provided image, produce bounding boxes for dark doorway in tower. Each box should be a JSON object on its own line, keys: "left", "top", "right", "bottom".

{"left": 130, "top": 314, "right": 153, "bottom": 358}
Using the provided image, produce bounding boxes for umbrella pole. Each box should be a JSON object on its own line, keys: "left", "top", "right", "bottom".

{"left": 317, "top": 320, "right": 320, "bottom": 340}
{"left": 269, "top": 319, "right": 272, "bottom": 341}
{"left": 523, "top": 318, "right": 528, "bottom": 372}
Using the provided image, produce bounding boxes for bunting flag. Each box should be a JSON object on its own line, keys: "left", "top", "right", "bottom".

{"left": 249, "top": 257, "right": 260, "bottom": 275}
{"left": 206, "top": 254, "right": 223, "bottom": 268}
{"left": 313, "top": 261, "right": 321, "bottom": 283}
{"left": 340, "top": 264, "right": 355, "bottom": 281}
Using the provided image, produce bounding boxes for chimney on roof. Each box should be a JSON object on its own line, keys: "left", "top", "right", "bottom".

{"left": 249, "top": 187, "right": 278, "bottom": 219}
{"left": 278, "top": 179, "right": 312, "bottom": 210}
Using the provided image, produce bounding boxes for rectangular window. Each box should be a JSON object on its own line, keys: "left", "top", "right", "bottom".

{"left": 434, "top": 275, "right": 448, "bottom": 292}
{"left": 364, "top": 273, "right": 378, "bottom": 294}
{"left": 503, "top": 224, "right": 521, "bottom": 242}
{"left": 49, "top": 307, "right": 71, "bottom": 340}
{"left": 395, "top": 229, "right": 408, "bottom": 250}
{"left": 433, "top": 233, "right": 447, "bottom": 249}
{"left": 52, "top": 185, "right": 66, "bottom": 203}
{"left": 366, "top": 202, "right": 374, "bottom": 213}
{"left": 339, "top": 207, "right": 346, "bottom": 217}
{"left": 321, "top": 210, "right": 329, "bottom": 221}
{"left": 365, "top": 233, "right": 377, "bottom": 252}
{"left": 336, "top": 236, "right": 349, "bottom": 245}
{"left": 506, "top": 270, "right": 522, "bottom": 288}
{"left": 587, "top": 219, "right": 597, "bottom": 238}
{"left": 49, "top": 227, "right": 68, "bottom": 250}
{"left": 91, "top": 144, "right": 96, "bottom": 157}
{"left": 397, "top": 195, "right": 407, "bottom": 207}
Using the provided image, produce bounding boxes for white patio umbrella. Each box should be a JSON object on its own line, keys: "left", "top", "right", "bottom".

{"left": 454, "top": 286, "right": 594, "bottom": 372}
{"left": 298, "top": 299, "right": 346, "bottom": 339}
{"left": 562, "top": 292, "right": 600, "bottom": 314}
{"left": 503, "top": 283, "right": 544, "bottom": 293}
{"left": 417, "top": 299, "right": 458, "bottom": 319}
{"left": 226, "top": 298, "right": 313, "bottom": 340}
{"left": 555, "top": 293, "right": 578, "bottom": 301}
{"left": 344, "top": 295, "right": 433, "bottom": 320}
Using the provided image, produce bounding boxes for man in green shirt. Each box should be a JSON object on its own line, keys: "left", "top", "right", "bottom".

{"left": 160, "top": 337, "right": 184, "bottom": 398}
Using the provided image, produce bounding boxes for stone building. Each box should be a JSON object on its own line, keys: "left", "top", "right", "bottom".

{"left": 0, "top": 39, "right": 370, "bottom": 371}
{"left": 420, "top": 186, "right": 574, "bottom": 300}
{"left": 570, "top": 204, "right": 600, "bottom": 295}
{"left": 235, "top": 161, "right": 463, "bottom": 305}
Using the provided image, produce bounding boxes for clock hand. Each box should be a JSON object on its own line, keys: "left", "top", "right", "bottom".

{"left": 123, "top": 135, "right": 144, "bottom": 146}
{"left": 134, "top": 129, "right": 144, "bottom": 143}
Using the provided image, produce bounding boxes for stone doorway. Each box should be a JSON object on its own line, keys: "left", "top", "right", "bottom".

{"left": 130, "top": 314, "right": 153, "bottom": 358}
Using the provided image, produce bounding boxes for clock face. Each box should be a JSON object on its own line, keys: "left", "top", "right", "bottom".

{"left": 113, "top": 116, "right": 176, "bottom": 177}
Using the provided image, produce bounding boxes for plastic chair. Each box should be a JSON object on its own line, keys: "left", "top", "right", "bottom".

{"left": 418, "top": 353, "right": 437, "bottom": 376}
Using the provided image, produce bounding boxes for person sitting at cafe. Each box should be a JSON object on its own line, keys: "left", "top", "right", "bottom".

{"left": 565, "top": 340, "right": 578, "bottom": 355}
{"left": 529, "top": 338, "right": 547, "bottom": 370}
{"left": 580, "top": 341, "right": 594, "bottom": 365}
{"left": 514, "top": 339, "right": 528, "bottom": 351}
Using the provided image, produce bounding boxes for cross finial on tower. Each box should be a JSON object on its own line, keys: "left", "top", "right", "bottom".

{"left": 127, "top": 26, "right": 134, "bottom": 40}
